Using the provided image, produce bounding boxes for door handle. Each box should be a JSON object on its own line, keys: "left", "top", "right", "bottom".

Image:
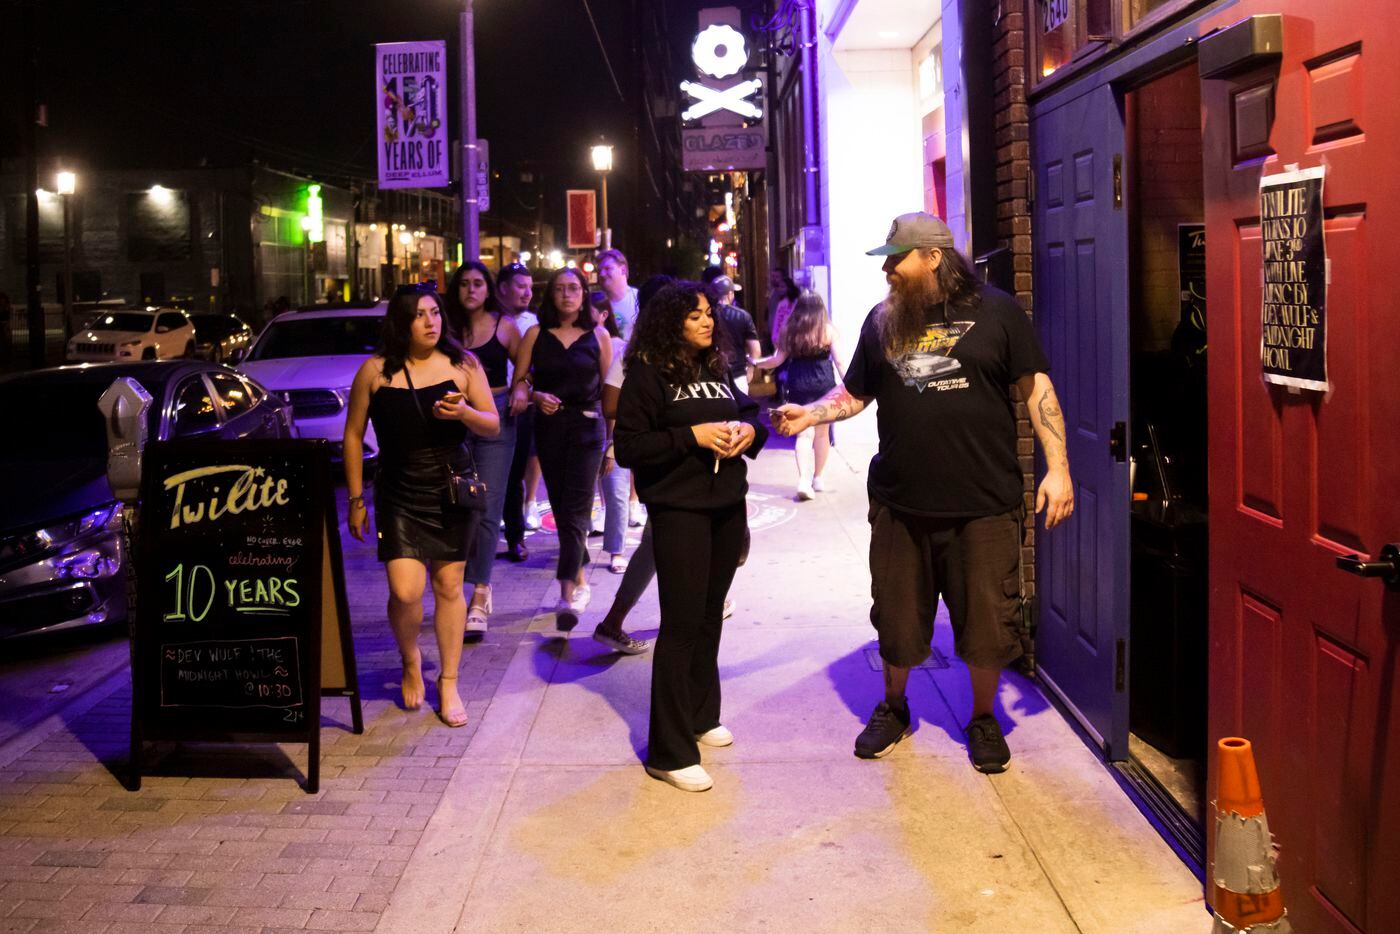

{"left": 1336, "top": 544, "right": 1400, "bottom": 588}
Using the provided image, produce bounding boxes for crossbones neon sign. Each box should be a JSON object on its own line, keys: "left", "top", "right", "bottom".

{"left": 681, "top": 79, "right": 763, "bottom": 121}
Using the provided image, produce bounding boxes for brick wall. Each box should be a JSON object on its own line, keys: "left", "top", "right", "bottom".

{"left": 991, "top": 3, "right": 1038, "bottom": 594}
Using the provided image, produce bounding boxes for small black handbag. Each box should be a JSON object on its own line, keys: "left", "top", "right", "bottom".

{"left": 403, "top": 367, "right": 488, "bottom": 515}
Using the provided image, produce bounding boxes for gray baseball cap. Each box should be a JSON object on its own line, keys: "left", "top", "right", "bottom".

{"left": 867, "top": 212, "right": 956, "bottom": 256}
{"left": 710, "top": 275, "right": 741, "bottom": 293}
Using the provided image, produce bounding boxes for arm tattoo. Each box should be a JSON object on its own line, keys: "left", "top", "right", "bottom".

{"left": 810, "top": 386, "right": 866, "bottom": 424}
{"left": 1036, "top": 391, "right": 1065, "bottom": 443}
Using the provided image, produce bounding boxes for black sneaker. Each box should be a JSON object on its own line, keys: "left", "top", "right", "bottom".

{"left": 965, "top": 714, "right": 1011, "bottom": 773}
{"left": 854, "top": 700, "right": 912, "bottom": 759}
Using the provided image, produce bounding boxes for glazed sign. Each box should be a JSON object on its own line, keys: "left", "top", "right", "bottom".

{"left": 682, "top": 127, "right": 765, "bottom": 171}
{"left": 376, "top": 41, "right": 449, "bottom": 189}
{"left": 1259, "top": 167, "right": 1328, "bottom": 391}
{"left": 1042, "top": 0, "right": 1069, "bottom": 33}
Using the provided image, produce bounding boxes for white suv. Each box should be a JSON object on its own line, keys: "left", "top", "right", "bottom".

{"left": 236, "top": 304, "right": 386, "bottom": 462}
{"left": 66, "top": 308, "right": 196, "bottom": 362}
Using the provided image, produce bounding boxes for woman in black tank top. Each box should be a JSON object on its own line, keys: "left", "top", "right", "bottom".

{"left": 444, "top": 263, "right": 524, "bottom": 637}
{"left": 509, "top": 266, "right": 613, "bottom": 626}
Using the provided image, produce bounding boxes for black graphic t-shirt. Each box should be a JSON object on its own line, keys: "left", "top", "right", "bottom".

{"left": 615, "top": 358, "right": 769, "bottom": 510}
{"left": 843, "top": 285, "right": 1050, "bottom": 518}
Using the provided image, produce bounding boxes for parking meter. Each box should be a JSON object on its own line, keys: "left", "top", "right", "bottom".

{"left": 97, "top": 378, "right": 152, "bottom": 503}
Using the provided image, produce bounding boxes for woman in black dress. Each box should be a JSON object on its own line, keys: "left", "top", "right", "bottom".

{"left": 443, "top": 262, "right": 523, "bottom": 638}
{"left": 343, "top": 285, "right": 499, "bottom": 727}
{"left": 614, "top": 282, "right": 767, "bottom": 792}
{"left": 509, "top": 266, "right": 613, "bottom": 629}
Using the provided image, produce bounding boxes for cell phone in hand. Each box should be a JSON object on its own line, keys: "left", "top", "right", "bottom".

{"left": 439, "top": 391, "right": 464, "bottom": 404}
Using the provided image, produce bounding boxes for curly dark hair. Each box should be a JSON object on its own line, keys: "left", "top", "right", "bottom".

{"left": 379, "top": 286, "right": 475, "bottom": 380}
{"left": 537, "top": 267, "right": 592, "bottom": 331}
{"left": 624, "top": 281, "right": 727, "bottom": 386}
{"left": 442, "top": 261, "right": 500, "bottom": 341}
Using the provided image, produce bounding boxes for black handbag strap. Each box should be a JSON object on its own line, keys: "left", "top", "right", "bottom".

{"left": 400, "top": 364, "right": 480, "bottom": 479}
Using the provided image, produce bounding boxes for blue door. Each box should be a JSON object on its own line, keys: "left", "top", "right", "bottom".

{"left": 1030, "top": 83, "right": 1131, "bottom": 757}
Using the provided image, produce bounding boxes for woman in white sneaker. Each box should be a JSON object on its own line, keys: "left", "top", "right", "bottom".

{"left": 509, "top": 267, "right": 612, "bottom": 630}
{"left": 614, "top": 282, "right": 767, "bottom": 792}
{"left": 754, "top": 289, "right": 843, "bottom": 501}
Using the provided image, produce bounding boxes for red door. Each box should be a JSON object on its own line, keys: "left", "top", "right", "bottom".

{"left": 1202, "top": 5, "right": 1400, "bottom": 931}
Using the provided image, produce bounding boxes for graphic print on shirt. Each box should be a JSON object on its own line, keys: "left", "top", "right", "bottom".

{"left": 891, "top": 321, "right": 975, "bottom": 393}
{"left": 670, "top": 381, "right": 735, "bottom": 402}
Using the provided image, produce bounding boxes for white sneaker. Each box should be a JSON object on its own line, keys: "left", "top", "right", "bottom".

{"left": 796, "top": 483, "right": 815, "bottom": 501}
{"left": 812, "top": 476, "right": 833, "bottom": 492}
{"left": 697, "top": 725, "right": 733, "bottom": 747}
{"left": 524, "top": 502, "right": 542, "bottom": 531}
{"left": 645, "top": 763, "right": 713, "bottom": 792}
{"left": 555, "top": 585, "right": 589, "bottom": 633}
{"left": 629, "top": 501, "right": 647, "bottom": 527}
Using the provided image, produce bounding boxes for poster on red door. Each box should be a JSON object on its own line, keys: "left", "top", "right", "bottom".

{"left": 566, "top": 190, "right": 598, "bottom": 249}
{"left": 376, "top": 41, "right": 449, "bottom": 190}
{"left": 1259, "top": 167, "right": 1328, "bottom": 392}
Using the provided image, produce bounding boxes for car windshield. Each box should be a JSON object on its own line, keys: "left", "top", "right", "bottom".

{"left": 0, "top": 380, "right": 159, "bottom": 462}
{"left": 247, "top": 316, "right": 382, "bottom": 360}
{"left": 85, "top": 313, "right": 153, "bottom": 333}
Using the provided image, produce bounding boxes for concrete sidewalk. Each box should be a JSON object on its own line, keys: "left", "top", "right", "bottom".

{"left": 0, "top": 440, "right": 1207, "bottom": 932}
{"left": 380, "top": 442, "right": 1207, "bottom": 934}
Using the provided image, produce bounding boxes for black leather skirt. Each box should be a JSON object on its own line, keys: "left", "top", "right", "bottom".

{"left": 374, "top": 446, "right": 473, "bottom": 563}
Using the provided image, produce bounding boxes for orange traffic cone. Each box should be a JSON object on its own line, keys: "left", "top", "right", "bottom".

{"left": 1211, "top": 738, "right": 1291, "bottom": 933}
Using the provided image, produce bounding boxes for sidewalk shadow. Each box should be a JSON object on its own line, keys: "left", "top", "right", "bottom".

{"left": 531, "top": 630, "right": 658, "bottom": 761}
{"left": 825, "top": 631, "right": 1050, "bottom": 749}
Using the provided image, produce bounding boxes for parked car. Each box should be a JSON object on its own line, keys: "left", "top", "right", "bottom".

{"left": 189, "top": 313, "right": 254, "bottom": 364}
{"left": 66, "top": 307, "right": 196, "bottom": 363}
{"left": 0, "top": 362, "right": 294, "bottom": 639}
{"left": 237, "top": 304, "right": 386, "bottom": 463}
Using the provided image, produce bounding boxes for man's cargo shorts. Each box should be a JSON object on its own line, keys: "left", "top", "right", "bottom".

{"left": 867, "top": 501, "right": 1024, "bottom": 671}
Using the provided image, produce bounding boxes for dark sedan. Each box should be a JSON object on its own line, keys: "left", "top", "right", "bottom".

{"left": 189, "top": 313, "right": 255, "bottom": 364}
{"left": 0, "top": 361, "right": 295, "bottom": 639}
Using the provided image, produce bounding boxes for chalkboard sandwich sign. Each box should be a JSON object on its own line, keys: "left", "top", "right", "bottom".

{"left": 130, "top": 438, "right": 361, "bottom": 793}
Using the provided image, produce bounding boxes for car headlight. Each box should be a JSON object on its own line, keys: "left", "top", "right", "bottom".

{"left": 15, "top": 503, "right": 122, "bottom": 560}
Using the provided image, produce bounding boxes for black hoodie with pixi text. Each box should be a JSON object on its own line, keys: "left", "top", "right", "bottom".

{"left": 614, "top": 358, "right": 768, "bottom": 510}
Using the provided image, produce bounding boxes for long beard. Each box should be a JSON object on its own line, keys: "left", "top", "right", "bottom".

{"left": 878, "top": 272, "right": 942, "bottom": 357}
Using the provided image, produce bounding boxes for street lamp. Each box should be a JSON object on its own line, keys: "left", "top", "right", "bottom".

{"left": 591, "top": 144, "right": 613, "bottom": 250}
{"left": 55, "top": 171, "right": 76, "bottom": 339}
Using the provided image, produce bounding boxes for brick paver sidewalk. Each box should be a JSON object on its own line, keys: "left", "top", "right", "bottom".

{"left": 0, "top": 489, "right": 560, "bottom": 933}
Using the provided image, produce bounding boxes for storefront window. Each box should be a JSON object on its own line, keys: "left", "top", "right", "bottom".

{"left": 1126, "top": 0, "right": 1194, "bottom": 30}
{"left": 1032, "top": 0, "right": 1125, "bottom": 83}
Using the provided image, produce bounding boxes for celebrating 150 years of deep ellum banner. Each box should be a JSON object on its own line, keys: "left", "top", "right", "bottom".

{"left": 1259, "top": 166, "right": 1328, "bottom": 391}
{"left": 376, "top": 40, "right": 449, "bottom": 190}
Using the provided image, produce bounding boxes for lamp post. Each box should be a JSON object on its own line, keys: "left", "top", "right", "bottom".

{"left": 591, "top": 144, "right": 613, "bottom": 250}
{"left": 460, "top": 1, "right": 480, "bottom": 267}
{"left": 55, "top": 170, "right": 75, "bottom": 339}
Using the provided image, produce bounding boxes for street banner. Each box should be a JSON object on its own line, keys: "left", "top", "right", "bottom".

{"left": 1259, "top": 166, "right": 1328, "bottom": 391}
{"left": 566, "top": 190, "right": 597, "bottom": 249}
{"left": 376, "top": 41, "right": 449, "bottom": 190}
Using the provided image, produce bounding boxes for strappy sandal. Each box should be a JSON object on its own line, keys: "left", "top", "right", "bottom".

{"left": 435, "top": 675, "right": 469, "bottom": 728}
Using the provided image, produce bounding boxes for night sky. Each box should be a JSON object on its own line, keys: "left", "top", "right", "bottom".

{"left": 2, "top": 0, "right": 719, "bottom": 244}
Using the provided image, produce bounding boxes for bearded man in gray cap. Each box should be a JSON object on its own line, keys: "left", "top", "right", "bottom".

{"left": 773, "top": 212, "right": 1073, "bottom": 773}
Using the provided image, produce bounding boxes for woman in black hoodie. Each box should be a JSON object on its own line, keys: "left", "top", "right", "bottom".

{"left": 614, "top": 282, "right": 768, "bottom": 792}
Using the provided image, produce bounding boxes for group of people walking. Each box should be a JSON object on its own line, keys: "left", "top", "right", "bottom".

{"left": 341, "top": 212, "right": 1075, "bottom": 792}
